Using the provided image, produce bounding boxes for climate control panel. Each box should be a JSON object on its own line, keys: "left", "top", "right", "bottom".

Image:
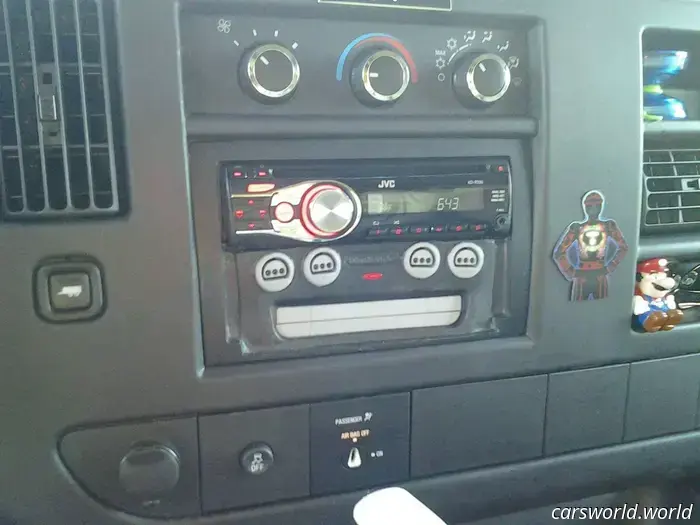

{"left": 181, "top": 14, "right": 529, "bottom": 117}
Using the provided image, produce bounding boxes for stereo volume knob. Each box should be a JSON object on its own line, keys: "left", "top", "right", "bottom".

{"left": 351, "top": 49, "right": 411, "bottom": 106}
{"left": 301, "top": 184, "right": 358, "bottom": 239}
{"left": 453, "top": 53, "right": 511, "bottom": 107}
{"left": 240, "top": 43, "right": 300, "bottom": 103}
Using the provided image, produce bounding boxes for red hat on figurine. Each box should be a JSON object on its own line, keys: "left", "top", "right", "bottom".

{"left": 637, "top": 258, "right": 669, "bottom": 274}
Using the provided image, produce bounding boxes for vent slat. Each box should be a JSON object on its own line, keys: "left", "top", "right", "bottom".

{"left": 94, "top": 0, "right": 117, "bottom": 207}
{"left": 71, "top": 0, "right": 93, "bottom": 211}
{"left": 643, "top": 147, "right": 700, "bottom": 232}
{"left": 47, "top": 0, "right": 71, "bottom": 209}
{"left": 0, "top": 0, "right": 124, "bottom": 220}
{"left": 1, "top": 1, "right": 28, "bottom": 212}
{"left": 25, "top": 0, "right": 50, "bottom": 212}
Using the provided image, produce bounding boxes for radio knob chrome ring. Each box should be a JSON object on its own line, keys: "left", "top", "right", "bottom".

{"left": 300, "top": 183, "right": 358, "bottom": 239}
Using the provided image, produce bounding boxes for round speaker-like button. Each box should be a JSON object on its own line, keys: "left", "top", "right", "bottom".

{"left": 447, "top": 242, "right": 485, "bottom": 279}
{"left": 255, "top": 253, "right": 295, "bottom": 292}
{"left": 303, "top": 247, "right": 342, "bottom": 287}
{"left": 403, "top": 242, "right": 441, "bottom": 279}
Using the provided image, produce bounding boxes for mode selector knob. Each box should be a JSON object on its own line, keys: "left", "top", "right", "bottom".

{"left": 351, "top": 49, "right": 411, "bottom": 106}
{"left": 239, "top": 43, "right": 300, "bottom": 104}
{"left": 300, "top": 183, "right": 359, "bottom": 239}
{"left": 452, "top": 52, "right": 511, "bottom": 107}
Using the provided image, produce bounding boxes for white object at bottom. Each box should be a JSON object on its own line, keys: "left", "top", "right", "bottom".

{"left": 353, "top": 487, "right": 448, "bottom": 525}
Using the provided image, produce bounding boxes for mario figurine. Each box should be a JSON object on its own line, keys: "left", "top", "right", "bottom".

{"left": 633, "top": 258, "right": 684, "bottom": 332}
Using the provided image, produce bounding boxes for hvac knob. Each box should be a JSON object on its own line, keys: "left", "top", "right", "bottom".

{"left": 350, "top": 48, "right": 411, "bottom": 106}
{"left": 300, "top": 183, "right": 358, "bottom": 239}
{"left": 239, "top": 43, "right": 300, "bottom": 103}
{"left": 452, "top": 52, "right": 511, "bottom": 107}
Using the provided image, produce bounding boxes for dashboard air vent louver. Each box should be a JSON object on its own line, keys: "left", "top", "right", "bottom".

{"left": 0, "top": 0, "right": 125, "bottom": 220}
{"left": 643, "top": 148, "right": 700, "bottom": 234}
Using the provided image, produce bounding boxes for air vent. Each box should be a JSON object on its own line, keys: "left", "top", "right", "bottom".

{"left": 0, "top": 0, "right": 125, "bottom": 220}
{"left": 642, "top": 148, "right": 700, "bottom": 233}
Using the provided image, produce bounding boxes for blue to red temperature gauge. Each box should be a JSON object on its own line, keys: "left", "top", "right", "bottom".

{"left": 337, "top": 33, "right": 418, "bottom": 106}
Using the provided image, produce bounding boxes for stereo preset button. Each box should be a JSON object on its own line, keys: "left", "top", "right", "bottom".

{"left": 403, "top": 242, "right": 441, "bottom": 279}
{"left": 410, "top": 226, "right": 430, "bottom": 235}
{"left": 303, "top": 248, "right": 342, "bottom": 287}
{"left": 431, "top": 225, "right": 447, "bottom": 234}
{"left": 255, "top": 253, "right": 295, "bottom": 293}
{"left": 471, "top": 223, "right": 488, "bottom": 232}
{"left": 447, "top": 242, "right": 485, "bottom": 279}
{"left": 390, "top": 227, "right": 405, "bottom": 236}
{"left": 449, "top": 224, "right": 469, "bottom": 233}
{"left": 367, "top": 228, "right": 389, "bottom": 237}
{"left": 274, "top": 202, "right": 295, "bottom": 223}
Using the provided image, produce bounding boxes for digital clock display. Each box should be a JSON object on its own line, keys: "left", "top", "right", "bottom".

{"left": 363, "top": 188, "right": 485, "bottom": 215}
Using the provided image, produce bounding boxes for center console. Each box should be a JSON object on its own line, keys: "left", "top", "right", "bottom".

{"left": 183, "top": 8, "right": 534, "bottom": 365}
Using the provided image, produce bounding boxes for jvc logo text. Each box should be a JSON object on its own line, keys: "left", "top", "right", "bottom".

{"left": 377, "top": 180, "right": 396, "bottom": 189}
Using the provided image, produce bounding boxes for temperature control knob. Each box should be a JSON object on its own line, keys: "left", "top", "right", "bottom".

{"left": 350, "top": 49, "right": 411, "bottom": 106}
{"left": 240, "top": 43, "right": 300, "bottom": 103}
{"left": 300, "top": 183, "right": 358, "bottom": 239}
{"left": 452, "top": 52, "right": 511, "bottom": 107}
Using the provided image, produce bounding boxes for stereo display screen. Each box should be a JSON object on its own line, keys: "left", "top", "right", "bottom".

{"left": 363, "top": 188, "right": 484, "bottom": 215}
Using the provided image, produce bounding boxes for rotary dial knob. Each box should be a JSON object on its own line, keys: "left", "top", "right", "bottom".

{"left": 350, "top": 48, "right": 411, "bottom": 106}
{"left": 240, "top": 43, "right": 300, "bottom": 103}
{"left": 452, "top": 52, "right": 511, "bottom": 107}
{"left": 301, "top": 184, "right": 359, "bottom": 239}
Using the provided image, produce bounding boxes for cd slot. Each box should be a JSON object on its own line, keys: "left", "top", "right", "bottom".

{"left": 275, "top": 296, "right": 462, "bottom": 339}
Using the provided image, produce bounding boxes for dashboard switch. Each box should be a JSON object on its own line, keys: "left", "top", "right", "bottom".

{"left": 35, "top": 258, "right": 105, "bottom": 323}
{"left": 199, "top": 406, "right": 309, "bottom": 512}
{"left": 310, "top": 393, "right": 410, "bottom": 495}
{"left": 240, "top": 443, "right": 275, "bottom": 475}
{"left": 49, "top": 272, "right": 91, "bottom": 311}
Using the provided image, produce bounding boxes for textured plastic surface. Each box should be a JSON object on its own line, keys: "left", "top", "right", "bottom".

{"left": 624, "top": 355, "right": 700, "bottom": 441}
{"left": 181, "top": 15, "right": 529, "bottom": 118}
{"left": 411, "top": 376, "right": 547, "bottom": 476}
{"left": 199, "top": 405, "right": 310, "bottom": 512}
{"left": 5, "top": 0, "right": 700, "bottom": 524}
{"left": 545, "top": 365, "right": 629, "bottom": 455}
{"left": 310, "top": 394, "right": 410, "bottom": 495}
{"left": 59, "top": 418, "right": 200, "bottom": 518}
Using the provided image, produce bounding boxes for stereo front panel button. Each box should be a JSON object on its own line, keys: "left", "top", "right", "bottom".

{"left": 410, "top": 225, "right": 430, "bottom": 235}
{"left": 390, "top": 226, "right": 406, "bottom": 236}
{"left": 255, "top": 253, "right": 295, "bottom": 292}
{"left": 274, "top": 202, "right": 295, "bottom": 223}
{"left": 449, "top": 224, "right": 470, "bottom": 233}
{"left": 231, "top": 167, "right": 247, "bottom": 179}
{"left": 471, "top": 223, "right": 488, "bottom": 232}
{"left": 447, "top": 242, "right": 485, "bottom": 279}
{"left": 403, "top": 242, "right": 441, "bottom": 279}
{"left": 431, "top": 225, "right": 447, "bottom": 234}
{"left": 367, "top": 228, "right": 389, "bottom": 237}
{"left": 241, "top": 221, "right": 270, "bottom": 231}
{"left": 303, "top": 248, "right": 342, "bottom": 287}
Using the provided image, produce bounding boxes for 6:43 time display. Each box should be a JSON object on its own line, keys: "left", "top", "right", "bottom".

{"left": 436, "top": 196, "right": 460, "bottom": 211}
